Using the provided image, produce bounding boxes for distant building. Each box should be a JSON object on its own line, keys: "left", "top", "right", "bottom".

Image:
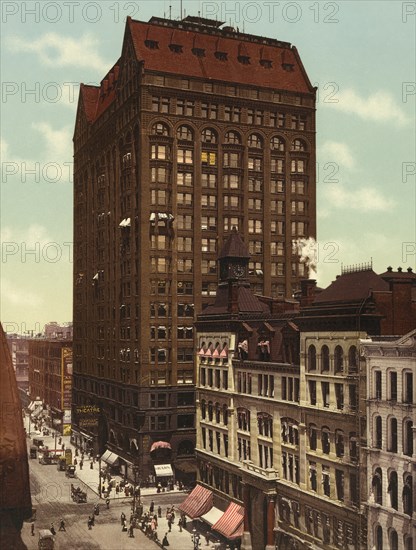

{"left": 44, "top": 322, "right": 73, "bottom": 340}
{"left": 6, "top": 335, "right": 30, "bottom": 406}
{"left": 28, "top": 340, "right": 73, "bottom": 435}
{"left": 72, "top": 14, "right": 316, "bottom": 481}
{"left": 362, "top": 331, "right": 415, "bottom": 550}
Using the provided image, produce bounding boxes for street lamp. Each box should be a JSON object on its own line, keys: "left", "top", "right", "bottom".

{"left": 191, "top": 528, "right": 201, "bottom": 550}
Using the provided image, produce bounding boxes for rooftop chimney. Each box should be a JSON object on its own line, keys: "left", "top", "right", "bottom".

{"left": 300, "top": 279, "right": 317, "bottom": 307}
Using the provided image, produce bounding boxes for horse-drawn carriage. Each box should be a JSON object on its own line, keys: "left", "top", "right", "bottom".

{"left": 70, "top": 484, "right": 87, "bottom": 503}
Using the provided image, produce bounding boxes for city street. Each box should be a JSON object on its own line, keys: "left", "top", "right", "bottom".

{"left": 21, "top": 416, "right": 210, "bottom": 550}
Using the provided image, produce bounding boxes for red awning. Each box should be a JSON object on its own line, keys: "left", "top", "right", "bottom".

{"left": 179, "top": 485, "right": 213, "bottom": 519}
{"left": 150, "top": 441, "right": 171, "bottom": 452}
{"left": 212, "top": 502, "right": 244, "bottom": 539}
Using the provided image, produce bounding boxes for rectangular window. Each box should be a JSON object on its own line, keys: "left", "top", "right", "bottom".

{"left": 335, "top": 383, "right": 344, "bottom": 410}
{"left": 201, "top": 216, "right": 217, "bottom": 231}
{"left": 201, "top": 173, "right": 217, "bottom": 188}
{"left": 177, "top": 149, "right": 193, "bottom": 164}
{"left": 223, "top": 174, "right": 240, "bottom": 189}
{"left": 224, "top": 152, "right": 240, "bottom": 168}
{"left": 177, "top": 172, "right": 193, "bottom": 186}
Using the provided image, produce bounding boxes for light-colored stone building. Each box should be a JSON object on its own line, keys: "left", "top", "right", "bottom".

{"left": 362, "top": 330, "right": 415, "bottom": 550}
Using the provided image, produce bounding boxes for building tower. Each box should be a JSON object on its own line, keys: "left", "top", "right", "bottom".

{"left": 72, "top": 15, "right": 316, "bottom": 479}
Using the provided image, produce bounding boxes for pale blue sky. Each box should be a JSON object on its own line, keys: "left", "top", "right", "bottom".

{"left": 1, "top": 0, "right": 415, "bottom": 332}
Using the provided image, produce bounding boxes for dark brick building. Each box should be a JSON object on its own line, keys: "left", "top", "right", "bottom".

{"left": 72, "top": 15, "right": 316, "bottom": 480}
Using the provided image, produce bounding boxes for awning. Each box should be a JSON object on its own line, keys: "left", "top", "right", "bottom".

{"left": 201, "top": 506, "right": 224, "bottom": 527}
{"left": 179, "top": 485, "right": 213, "bottom": 519}
{"left": 150, "top": 441, "right": 171, "bottom": 453}
{"left": 212, "top": 502, "right": 244, "bottom": 540}
{"left": 154, "top": 464, "right": 174, "bottom": 477}
{"left": 101, "top": 450, "right": 119, "bottom": 466}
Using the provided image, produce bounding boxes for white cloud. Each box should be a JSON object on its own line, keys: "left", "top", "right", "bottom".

{"left": 1, "top": 278, "right": 43, "bottom": 308}
{"left": 324, "top": 183, "right": 395, "bottom": 212}
{"left": 1, "top": 224, "right": 52, "bottom": 250}
{"left": 325, "top": 88, "right": 409, "bottom": 127}
{"left": 320, "top": 141, "right": 355, "bottom": 169}
{"left": 6, "top": 32, "right": 109, "bottom": 73}
{"left": 31, "top": 122, "right": 72, "bottom": 163}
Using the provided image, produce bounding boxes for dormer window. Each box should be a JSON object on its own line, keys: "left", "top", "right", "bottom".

{"left": 282, "top": 62, "right": 294, "bottom": 71}
{"left": 192, "top": 47, "right": 205, "bottom": 57}
{"left": 260, "top": 59, "right": 272, "bottom": 69}
{"left": 215, "top": 51, "right": 228, "bottom": 61}
{"left": 145, "top": 40, "right": 159, "bottom": 50}
{"left": 238, "top": 55, "right": 250, "bottom": 65}
{"left": 169, "top": 44, "right": 183, "bottom": 53}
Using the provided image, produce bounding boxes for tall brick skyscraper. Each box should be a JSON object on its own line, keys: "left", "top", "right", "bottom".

{"left": 72, "top": 15, "right": 316, "bottom": 479}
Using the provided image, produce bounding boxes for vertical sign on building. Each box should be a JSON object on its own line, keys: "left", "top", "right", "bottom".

{"left": 61, "top": 347, "right": 73, "bottom": 435}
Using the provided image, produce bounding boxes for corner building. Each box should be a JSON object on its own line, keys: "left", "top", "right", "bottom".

{"left": 72, "top": 15, "right": 316, "bottom": 479}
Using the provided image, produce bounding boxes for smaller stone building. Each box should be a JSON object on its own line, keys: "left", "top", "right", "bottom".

{"left": 362, "top": 330, "right": 415, "bottom": 550}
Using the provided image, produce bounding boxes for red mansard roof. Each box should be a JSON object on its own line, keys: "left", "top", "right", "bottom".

{"left": 128, "top": 17, "right": 313, "bottom": 93}
{"left": 79, "top": 17, "right": 313, "bottom": 124}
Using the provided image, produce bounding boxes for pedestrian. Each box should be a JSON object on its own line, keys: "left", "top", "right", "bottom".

{"left": 162, "top": 533, "right": 170, "bottom": 547}
{"left": 149, "top": 500, "right": 154, "bottom": 513}
{"left": 116, "top": 483, "right": 120, "bottom": 494}
{"left": 50, "top": 523, "right": 56, "bottom": 535}
{"left": 122, "top": 519, "right": 127, "bottom": 532}
{"left": 121, "top": 512, "right": 126, "bottom": 525}
{"left": 167, "top": 518, "right": 172, "bottom": 532}
{"left": 157, "top": 481, "right": 162, "bottom": 493}
{"left": 106, "top": 498, "right": 110, "bottom": 509}
{"left": 90, "top": 461, "right": 93, "bottom": 469}
{"left": 31, "top": 522, "right": 35, "bottom": 536}
{"left": 74, "top": 457, "right": 78, "bottom": 466}
{"left": 205, "top": 534, "right": 210, "bottom": 546}
{"left": 87, "top": 518, "right": 92, "bottom": 530}
{"left": 158, "top": 505, "right": 162, "bottom": 518}
{"left": 128, "top": 524, "right": 134, "bottom": 537}
{"left": 178, "top": 517, "right": 183, "bottom": 532}
{"left": 80, "top": 460, "right": 83, "bottom": 470}
{"left": 59, "top": 519, "right": 66, "bottom": 531}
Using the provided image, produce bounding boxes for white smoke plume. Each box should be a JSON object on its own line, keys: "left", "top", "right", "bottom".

{"left": 292, "top": 238, "right": 318, "bottom": 279}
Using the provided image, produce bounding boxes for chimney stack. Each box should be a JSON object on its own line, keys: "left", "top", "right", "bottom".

{"left": 300, "top": 279, "right": 317, "bottom": 307}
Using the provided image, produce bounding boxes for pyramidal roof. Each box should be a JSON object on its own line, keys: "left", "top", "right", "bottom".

{"left": 218, "top": 228, "right": 250, "bottom": 260}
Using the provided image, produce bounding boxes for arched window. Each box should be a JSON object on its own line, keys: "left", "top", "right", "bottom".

{"left": 309, "top": 424, "right": 317, "bottom": 450}
{"left": 291, "top": 138, "right": 306, "bottom": 151}
{"left": 403, "top": 474, "right": 413, "bottom": 515}
{"left": 403, "top": 418, "right": 413, "bottom": 456}
{"left": 208, "top": 401, "right": 213, "bottom": 422}
{"left": 375, "top": 416, "right": 382, "bottom": 449}
{"left": 307, "top": 344, "right": 317, "bottom": 371}
{"left": 177, "top": 125, "right": 193, "bottom": 140}
{"left": 335, "top": 430, "right": 344, "bottom": 457}
{"left": 334, "top": 346, "right": 343, "bottom": 373}
{"left": 405, "top": 538, "right": 413, "bottom": 550}
{"left": 321, "top": 345, "right": 330, "bottom": 372}
{"left": 201, "top": 128, "right": 217, "bottom": 144}
{"left": 270, "top": 136, "right": 285, "bottom": 151}
{"left": 388, "top": 417, "right": 398, "bottom": 452}
{"left": 224, "top": 130, "right": 241, "bottom": 144}
{"left": 215, "top": 403, "right": 221, "bottom": 423}
{"left": 375, "top": 525, "right": 383, "bottom": 550}
{"left": 248, "top": 133, "right": 263, "bottom": 148}
{"left": 348, "top": 345, "right": 358, "bottom": 373}
{"left": 372, "top": 467, "right": 382, "bottom": 504}
{"left": 403, "top": 371, "right": 413, "bottom": 403}
{"left": 222, "top": 404, "right": 228, "bottom": 426}
{"left": 388, "top": 470, "right": 398, "bottom": 510}
{"left": 322, "top": 426, "right": 331, "bottom": 454}
{"left": 389, "top": 530, "right": 398, "bottom": 550}
{"left": 152, "top": 122, "right": 170, "bottom": 136}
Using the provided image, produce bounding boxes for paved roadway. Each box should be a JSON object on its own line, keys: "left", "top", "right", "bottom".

{"left": 21, "top": 419, "right": 212, "bottom": 550}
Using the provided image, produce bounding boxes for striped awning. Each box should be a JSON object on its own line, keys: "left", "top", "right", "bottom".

{"left": 179, "top": 485, "right": 213, "bottom": 519}
{"left": 212, "top": 502, "right": 244, "bottom": 539}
